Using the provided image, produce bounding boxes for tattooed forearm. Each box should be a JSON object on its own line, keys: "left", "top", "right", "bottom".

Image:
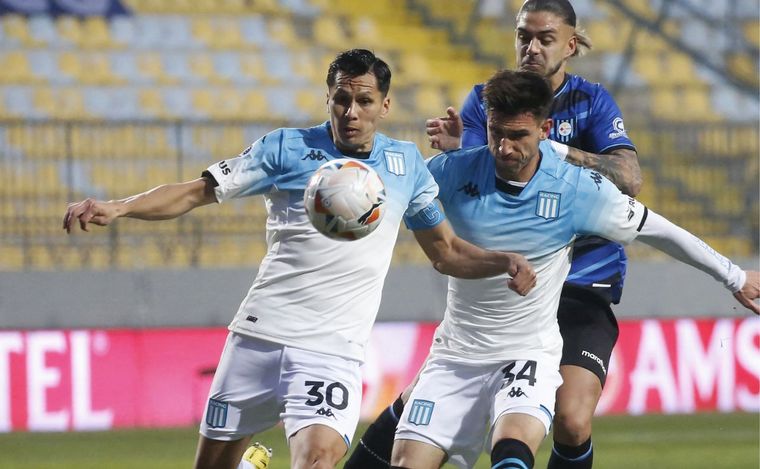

{"left": 565, "top": 147, "right": 642, "bottom": 196}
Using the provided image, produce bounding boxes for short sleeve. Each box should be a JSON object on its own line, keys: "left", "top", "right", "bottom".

{"left": 573, "top": 168, "right": 647, "bottom": 244}
{"left": 584, "top": 86, "right": 636, "bottom": 154}
{"left": 460, "top": 85, "right": 488, "bottom": 148}
{"left": 404, "top": 147, "right": 439, "bottom": 218}
{"left": 205, "top": 130, "right": 284, "bottom": 202}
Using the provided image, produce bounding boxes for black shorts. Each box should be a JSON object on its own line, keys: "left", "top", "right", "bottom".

{"left": 557, "top": 284, "right": 619, "bottom": 387}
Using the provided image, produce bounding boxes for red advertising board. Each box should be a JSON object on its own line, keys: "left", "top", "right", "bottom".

{"left": 1, "top": 318, "right": 757, "bottom": 432}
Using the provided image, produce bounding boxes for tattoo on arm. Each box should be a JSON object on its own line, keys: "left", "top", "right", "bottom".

{"left": 565, "top": 147, "right": 642, "bottom": 196}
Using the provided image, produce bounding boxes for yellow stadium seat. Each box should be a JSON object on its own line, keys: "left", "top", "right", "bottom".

{"left": 138, "top": 88, "right": 168, "bottom": 118}
{"left": 1, "top": 51, "right": 39, "bottom": 84}
{"left": 312, "top": 16, "right": 352, "bottom": 50}
{"left": 2, "top": 14, "right": 34, "bottom": 46}
{"left": 267, "top": 16, "right": 300, "bottom": 48}
{"left": 241, "top": 90, "right": 270, "bottom": 120}
{"left": 137, "top": 52, "right": 177, "bottom": 84}
{"left": 56, "top": 16, "right": 83, "bottom": 47}
{"left": 296, "top": 88, "right": 327, "bottom": 122}
{"left": 81, "top": 16, "right": 114, "bottom": 48}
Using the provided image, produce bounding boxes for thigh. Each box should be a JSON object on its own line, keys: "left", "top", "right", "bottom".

{"left": 392, "top": 438, "right": 447, "bottom": 469}
{"left": 491, "top": 354, "right": 562, "bottom": 440}
{"left": 557, "top": 286, "right": 618, "bottom": 387}
{"left": 395, "top": 357, "right": 490, "bottom": 469}
{"left": 200, "top": 333, "right": 283, "bottom": 441}
{"left": 279, "top": 346, "right": 363, "bottom": 452}
{"left": 491, "top": 412, "right": 548, "bottom": 456}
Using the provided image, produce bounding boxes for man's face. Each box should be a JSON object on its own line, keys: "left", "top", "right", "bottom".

{"left": 515, "top": 10, "right": 576, "bottom": 81}
{"left": 488, "top": 111, "right": 551, "bottom": 181}
{"left": 327, "top": 72, "right": 390, "bottom": 153}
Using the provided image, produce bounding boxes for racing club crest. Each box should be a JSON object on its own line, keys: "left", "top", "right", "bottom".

{"left": 384, "top": 150, "right": 406, "bottom": 176}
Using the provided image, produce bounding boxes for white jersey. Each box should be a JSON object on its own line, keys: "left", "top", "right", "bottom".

{"left": 204, "top": 123, "right": 437, "bottom": 362}
{"left": 424, "top": 145, "right": 646, "bottom": 363}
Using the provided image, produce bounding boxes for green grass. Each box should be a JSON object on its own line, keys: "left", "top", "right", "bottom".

{"left": 0, "top": 413, "right": 757, "bottom": 468}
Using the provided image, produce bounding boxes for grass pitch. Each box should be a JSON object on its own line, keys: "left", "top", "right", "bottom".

{"left": 0, "top": 412, "right": 756, "bottom": 468}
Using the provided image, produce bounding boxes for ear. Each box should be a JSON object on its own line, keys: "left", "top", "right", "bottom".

{"left": 325, "top": 92, "right": 330, "bottom": 113}
{"left": 540, "top": 118, "right": 553, "bottom": 139}
{"left": 566, "top": 35, "right": 577, "bottom": 59}
{"left": 379, "top": 96, "right": 391, "bottom": 119}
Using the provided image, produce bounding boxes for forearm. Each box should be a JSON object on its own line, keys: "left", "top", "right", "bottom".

{"left": 637, "top": 211, "right": 746, "bottom": 292}
{"left": 431, "top": 238, "right": 515, "bottom": 279}
{"left": 117, "top": 178, "right": 216, "bottom": 220}
{"left": 564, "top": 147, "right": 642, "bottom": 196}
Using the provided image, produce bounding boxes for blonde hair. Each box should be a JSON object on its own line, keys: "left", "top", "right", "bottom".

{"left": 573, "top": 25, "right": 593, "bottom": 57}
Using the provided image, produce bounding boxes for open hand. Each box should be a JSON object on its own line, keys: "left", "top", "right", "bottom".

{"left": 734, "top": 270, "right": 760, "bottom": 315}
{"left": 425, "top": 107, "right": 464, "bottom": 151}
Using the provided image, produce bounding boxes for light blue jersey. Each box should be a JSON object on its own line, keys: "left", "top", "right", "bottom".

{"left": 419, "top": 145, "right": 646, "bottom": 362}
{"left": 204, "top": 122, "right": 437, "bottom": 362}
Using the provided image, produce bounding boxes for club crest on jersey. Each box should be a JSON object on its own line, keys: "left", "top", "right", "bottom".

{"left": 384, "top": 150, "right": 406, "bottom": 176}
{"left": 408, "top": 399, "right": 435, "bottom": 426}
{"left": 555, "top": 118, "right": 574, "bottom": 143}
{"left": 536, "top": 191, "right": 561, "bottom": 220}
{"left": 205, "top": 399, "right": 228, "bottom": 428}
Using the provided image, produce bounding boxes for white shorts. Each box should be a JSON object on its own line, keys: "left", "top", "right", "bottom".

{"left": 199, "top": 333, "right": 362, "bottom": 449}
{"left": 396, "top": 353, "right": 562, "bottom": 468}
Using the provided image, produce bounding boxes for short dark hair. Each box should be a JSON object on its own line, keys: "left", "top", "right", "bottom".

{"left": 483, "top": 70, "right": 554, "bottom": 121}
{"left": 518, "top": 0, "right": 576, "bottom": 27}
{"left": 326, "top": 49, "right": 391, "bottom": 96}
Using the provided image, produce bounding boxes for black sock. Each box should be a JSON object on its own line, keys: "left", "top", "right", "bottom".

{"left": 546, "top": 438, "right": 593, "bottom": 469}
{"left": 344, "top": 396, "right": 405, "bottom": 469}
{"left": 491, "top": 438, "right": 534, "bottom": 469}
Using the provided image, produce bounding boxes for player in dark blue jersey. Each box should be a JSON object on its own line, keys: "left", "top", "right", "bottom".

{"left": 346, "top": 2, "right": 643, "bottom": 469}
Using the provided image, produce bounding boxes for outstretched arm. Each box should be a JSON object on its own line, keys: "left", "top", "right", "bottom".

{"left": 636, "top": 210, "right": 759, "bottom": 314}
{"left": 413, "top": 220, "right": 536, "bottom": 296}
{"left": 63, "top": 177, "right": 217, "bottom": 233}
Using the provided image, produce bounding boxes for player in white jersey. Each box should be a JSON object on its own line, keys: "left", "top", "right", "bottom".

{"left": 390, "top": 70, "right": 760, "bottom": 469}
{"left": 62, "top": 50, "right": 536, "bottom": 469}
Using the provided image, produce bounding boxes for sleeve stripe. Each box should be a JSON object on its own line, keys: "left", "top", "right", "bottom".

{"left": 636, "top": 206, "right": 649, "bottom": 232}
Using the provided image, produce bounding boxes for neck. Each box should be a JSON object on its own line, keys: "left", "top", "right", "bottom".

{"left": 548, "top": 70, "right": 566, "bottom": 93}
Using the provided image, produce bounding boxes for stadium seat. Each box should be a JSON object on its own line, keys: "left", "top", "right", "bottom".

{"left": 1, "top": 14, "right": 34, "bottom": 47}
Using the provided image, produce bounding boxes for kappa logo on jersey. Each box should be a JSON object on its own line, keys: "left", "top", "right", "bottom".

{"left": 384, "top": 150, "right": 406, "bottom": 175}
{"left": 205, "top": 399, "right": 228, "bottom": 428}
{"left": 608, "top": 117, "right": 628, "bottom": 139}
{"left": 589, "top": 171, "right": 603, "bottom": 190}
{"left": 508, "top": 387, "right": 528, "bottom": 398}
{"left": 457, "top": 182, "right": 481, "bottom": 198}
{"left": 302, "top": 149, "right": 327, "bottom": 161}
{"left": 536, "top": 191, "right": 560, "bottom": 220}
{"left": 626, "top": 197, "right": 636, "bottom": 222}
{"left": 316, "top": 407, "right": 336, "bottom": 418}
{"left": 555, "top": 118, "right": 575, "bottom": 143}
{"left": 408, "top": 399, "right": 435, "bottom": 426}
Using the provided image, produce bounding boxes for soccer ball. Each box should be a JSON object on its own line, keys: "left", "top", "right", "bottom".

{"left": 303, "top": 159, "right": 386, "bottom": 241}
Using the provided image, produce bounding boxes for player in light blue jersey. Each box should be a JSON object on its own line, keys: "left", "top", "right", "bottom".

{"left": 348, "top": 2, "right": 643, "bottom": 468}
{"left": 389, "top": 70, "right": 759, "bottom": 469}
{"left": 62, "top": 50, "right": 536, "bottom": 469}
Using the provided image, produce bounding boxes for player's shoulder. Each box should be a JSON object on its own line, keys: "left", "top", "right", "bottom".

{"left": 565, "top": 74, "right": 615, "bottom": 102}
{"left": 427, "top": 145, "right": 489, "bottom": 176}
{"left": 375, "top": 132, "right": 420, "bottom": 155}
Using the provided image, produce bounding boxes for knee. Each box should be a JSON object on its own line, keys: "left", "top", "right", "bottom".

{"left": 553, "top": 409, "right": 592, "bottom": 445}
{"left": 291, "top": 443, "right": 344, "bottom": 469}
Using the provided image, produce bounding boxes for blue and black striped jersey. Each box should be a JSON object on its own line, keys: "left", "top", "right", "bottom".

{"left": 459, "top": 73, "right": 636, "bottom": 303}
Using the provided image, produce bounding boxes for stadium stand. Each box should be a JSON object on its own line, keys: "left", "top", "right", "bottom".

{"left": 0, "top": 0, "right": 757, "bottom": 271}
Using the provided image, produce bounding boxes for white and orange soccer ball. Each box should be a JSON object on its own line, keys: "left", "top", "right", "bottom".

{"left": 303, "top": 159, "right": 386, "bottom": 241}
